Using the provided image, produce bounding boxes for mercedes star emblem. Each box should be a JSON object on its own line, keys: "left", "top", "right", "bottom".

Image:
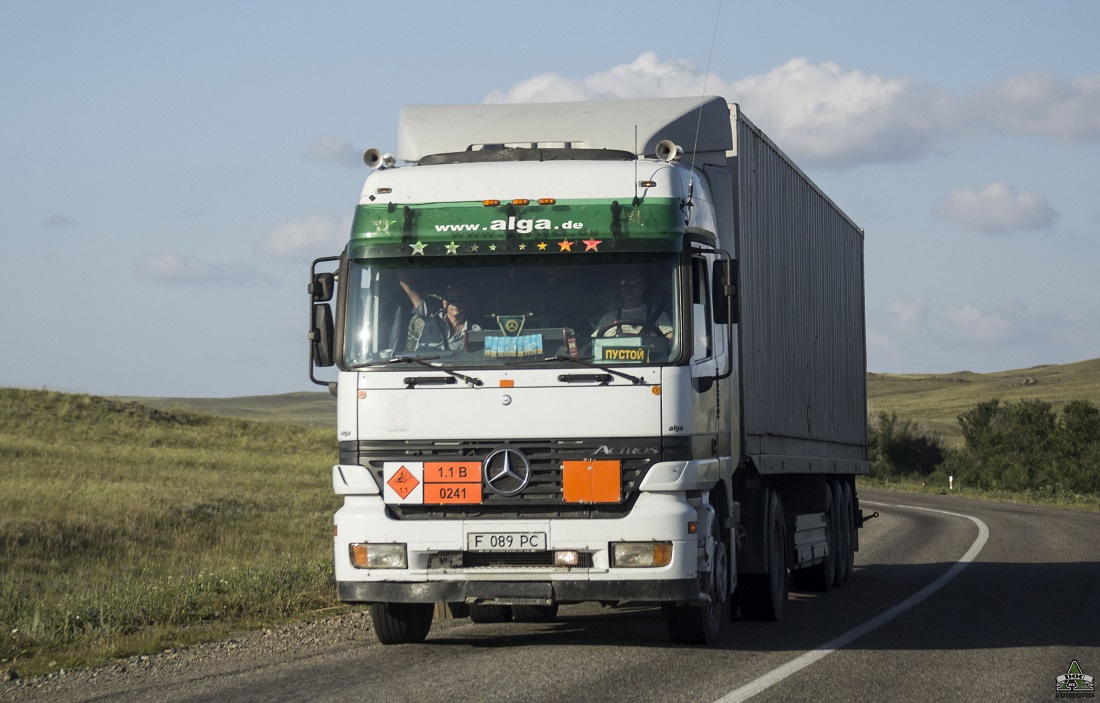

{"left": 482, "top": 447, "right": 532, "bottom": 496}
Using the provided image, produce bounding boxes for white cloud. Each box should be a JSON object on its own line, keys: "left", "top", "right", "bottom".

{"left": 301, "top": 137, "right": 362, "bottom": 168}
{"left": 726, "top": 58, "right": 948, "bottom": 167}
{"left": 133, "top": 251, "right": 279, "bottom": 286}
{"left": 940, "top": 304, "right": 1015, "bottom": 345}
{"left": 254, "top": 212, "right": 349, "bottom": 262}
{"left": 485, "top": 53, "right": 1100, "bottom": 168}
{"left": 936, "top": 182, "right": 1058, "bottom": 233}
{"left": 966, "top": 73, "right": 1100, "bottom": 141}
{"left": 882, "top": 297, "right": 930, "bottom": 332}
{"left": 486, "top": 53, "right": 711, "bottom": 103}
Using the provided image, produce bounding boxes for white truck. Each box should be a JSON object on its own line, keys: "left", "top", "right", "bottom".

{"left": 308, "top": 96, "right": 870, "bottom": 645}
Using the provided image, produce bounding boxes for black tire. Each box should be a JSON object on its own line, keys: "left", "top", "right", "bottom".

{"left": 468, "top": 603, "right": 513, "bottom": 623}
{"left": 794, "top": 485, "right": 835, "bottom": 592}
{"left": 836, "top": 481, "right": 854, "bottom": 584}
{"left": 738, "top": 488, "right": 788, "bottom": 622}
{"left": 666, "top": 500, "right": 730, "bottom": 644}
{"left": 369, "top": 602, "right": 434, "bottom": 644}
{"left": 511, "top": 604, "right": 559, "bottom": 622}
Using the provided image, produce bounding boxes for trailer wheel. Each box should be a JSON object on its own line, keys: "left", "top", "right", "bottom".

{"left": 468, "top": 603, "right": 514, "bottom": 623}
{"left": 369, "top": 602, "right": 433, "bottom": 644}
{"left": 793, "top": 484, "right": 835, "bottom": 592}
{"left": 836, "top": 481, "right": 854, "bottom": 584}
{"left": 665, "top": 501, "right": 729, "bottom": 644}
{"left": 738, "top": 488, "right": 788, "bottom": 622}
{"left": 512, "top": 604, "right": 559, "bottom": 622}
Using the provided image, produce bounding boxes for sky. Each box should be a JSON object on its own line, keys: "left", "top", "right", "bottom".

{"left": 2, "top": 0, "right": 1099, "bottom": 398}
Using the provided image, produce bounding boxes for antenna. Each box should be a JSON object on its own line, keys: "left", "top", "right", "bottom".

{"left": 687, "top": 0, "right": 724, "bottom": 207}
{"left": 634, "top": 124, "right": 639, "bottom": 205}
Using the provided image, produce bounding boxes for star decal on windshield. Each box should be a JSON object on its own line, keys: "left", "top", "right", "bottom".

{"left": 583, "top": 238, "right": 602, "bottom": 252}
{"left": 410, "top": 241, "right": 427, "bottom": 255}
{"left": 445, "top": 241, "right": 460, "bottom": 255}
{"left": 558, "top": 239, "right": 574, "bottom": 252}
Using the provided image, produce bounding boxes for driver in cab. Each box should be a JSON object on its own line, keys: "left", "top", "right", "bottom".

{"left": 593, "top": 268, "right": 673, "bottom": 340}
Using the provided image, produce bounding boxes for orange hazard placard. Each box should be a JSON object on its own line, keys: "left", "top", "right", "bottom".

{"left": 424, "top": 483, "right": 483, "bottom": 505}
{"left": 424, "top": 461, "right": 481, "bottom": 483}
{"left": 562, "top": 460, "right": 621, "bottom": 503}
{"left": 386, "top": 465, "right": 420, "bottom": 499}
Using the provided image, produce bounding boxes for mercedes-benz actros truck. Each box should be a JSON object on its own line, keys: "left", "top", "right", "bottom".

{"left": 308, "top": 96, "right": 870, "bottom": 645}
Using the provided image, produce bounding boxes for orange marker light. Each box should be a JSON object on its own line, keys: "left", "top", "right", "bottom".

{"left": 538, "top": 198, "right": 556, "bottom": 205}
{"left": 653, "top": 543, "right": 673, "bottom": 567}
{"left": 483, "top": 199, "right": 501, "bottom": 207}
{"left": 500, "top": 379, "right": 515, "bottom": 388}
{"left": 512, "top": 198, "right": 530, "bottom": 206}
{"left": 651, "top": 385, "right": 662, "bottom": 395}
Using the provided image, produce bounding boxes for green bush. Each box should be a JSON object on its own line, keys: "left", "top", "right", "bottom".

{"left": 868, "top": 411, "right": 945, "bottom": 478}
{"left": 952, "top": 398, "right": 1100, "bottom": 493}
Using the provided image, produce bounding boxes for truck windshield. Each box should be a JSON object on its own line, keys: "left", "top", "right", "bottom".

{"left": 343, "top": 254, "right": 682, "bottom": 368}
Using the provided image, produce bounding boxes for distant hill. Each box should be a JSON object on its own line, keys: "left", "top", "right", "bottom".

{"left": 868, "top": 357, "right": 1100, "bottom": 446}
{"left": 123, "top": 391, "right": 336, "bottom": 429}
{"left": 120, "top": 357, "right": 1100, "bottom": 446}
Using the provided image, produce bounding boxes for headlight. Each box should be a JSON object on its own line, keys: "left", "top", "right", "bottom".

{"left": 349, "top": 543, "right": 407, "bottom": 569}
{"left": 610, "top": 542, "right": 673, "bottom": 568}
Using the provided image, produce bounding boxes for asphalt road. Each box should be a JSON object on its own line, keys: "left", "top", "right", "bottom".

{"left": 6, "top": 488, "right": 1099, "bottom": 703}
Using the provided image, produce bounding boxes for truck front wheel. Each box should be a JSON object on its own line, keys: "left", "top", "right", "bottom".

{"left": 369, "top": 602, "right": 434, "bottom": 644}
{"left": 665, "top": 502, "right": 729, "bottom": 644}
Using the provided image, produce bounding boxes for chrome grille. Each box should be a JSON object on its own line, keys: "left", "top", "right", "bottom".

{"left": 339, "top": 437, "right": 679, "bottom": 519}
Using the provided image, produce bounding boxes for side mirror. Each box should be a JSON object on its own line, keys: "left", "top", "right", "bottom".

{"left": 712, "top": 259, "right": 739, "bottom": 325}
{"left": 309, "top": 257, "right": 341, "bottom": 386}
{"left": 309, "top": 272, "right": 335, "bottom": 303}
{"left": 310, "top": 304, "right": 335, "bottom": 368}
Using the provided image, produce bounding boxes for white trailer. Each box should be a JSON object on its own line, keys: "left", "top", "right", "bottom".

{"left": 309, "top": 96, "right": 870, "bottom": 644}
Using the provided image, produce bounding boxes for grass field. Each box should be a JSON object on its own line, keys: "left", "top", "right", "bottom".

{"left": 0, "top": 389, "right": 341, "bottom": 677}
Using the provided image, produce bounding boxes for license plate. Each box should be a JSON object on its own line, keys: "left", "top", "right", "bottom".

{"left": 466, "top": 532, "right": 546, "bottom": 552}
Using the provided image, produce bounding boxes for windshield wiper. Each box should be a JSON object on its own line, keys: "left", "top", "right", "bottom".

{"left": 550, "top": 355, "right": 644, "bottom": 386}
{"left": 349, "top": 355, "right": 483, "bottom": 387}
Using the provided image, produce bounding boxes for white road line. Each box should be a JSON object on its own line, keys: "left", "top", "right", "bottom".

{"left": 714, "top": 502, "right": 990, "bottom": 703}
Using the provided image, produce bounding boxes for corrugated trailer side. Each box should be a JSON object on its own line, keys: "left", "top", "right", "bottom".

{"left": 729, "top": 105, "right": 868, "bottom": 475}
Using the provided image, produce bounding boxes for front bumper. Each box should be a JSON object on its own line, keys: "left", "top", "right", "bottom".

{"left": 337, "top": 578, "right": 700, "bottom": 604}
{"left": 333, "top": 490, "right": 703, "bottom": 605}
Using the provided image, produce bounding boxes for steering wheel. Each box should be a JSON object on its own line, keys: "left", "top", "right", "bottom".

{"left": 594, "top": 318, "right": 668, "bottom": 339}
